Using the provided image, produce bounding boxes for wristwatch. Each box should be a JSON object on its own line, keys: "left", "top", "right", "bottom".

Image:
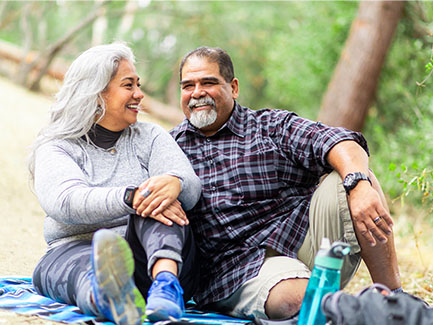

{"left": 123, "top": 186, "right": 138, "bottom": 208}
{"left": 343, "top": 172, "right": 372, "bottom": 195}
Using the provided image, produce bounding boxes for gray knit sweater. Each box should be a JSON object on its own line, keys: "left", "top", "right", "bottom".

{"left": 34, "top": 122, "right": 201, "bottom": 247}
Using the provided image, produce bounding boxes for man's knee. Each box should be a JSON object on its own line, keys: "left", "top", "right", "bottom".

{"left": 265, "top": 278, "right": 309, "bottom": 320}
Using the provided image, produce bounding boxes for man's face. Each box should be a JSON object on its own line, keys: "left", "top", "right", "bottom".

{"left": 180, "top": 56, "right": 239, "bottom": 136}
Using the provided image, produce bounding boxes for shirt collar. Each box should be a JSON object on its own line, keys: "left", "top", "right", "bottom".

{"left": 223, "top": 102, "right": 245, "bottom": 138}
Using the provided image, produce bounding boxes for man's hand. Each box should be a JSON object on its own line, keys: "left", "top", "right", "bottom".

{"left": 347, "top": 181, "right": 393, "bottom": 247}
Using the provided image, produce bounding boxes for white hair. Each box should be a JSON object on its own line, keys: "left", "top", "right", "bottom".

{"left": 189, "top": 109, "right": 217, "bottom": 129}
{"left": 28, "top": 42, "right": 135, "bottom": 181}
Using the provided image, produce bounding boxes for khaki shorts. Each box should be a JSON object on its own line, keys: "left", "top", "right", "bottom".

{"left": 210, "top": 171, "right": 362, "bottom": 320}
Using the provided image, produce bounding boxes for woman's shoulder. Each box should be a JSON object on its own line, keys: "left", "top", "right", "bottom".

{"left": 129, "top": 121, "right": 169, "bottom": 138}
{"left": 38, "top": 137, "right": 81, "bottom": 153}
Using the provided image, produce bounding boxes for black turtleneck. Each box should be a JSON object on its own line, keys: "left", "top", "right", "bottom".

{"left": 86, "top": 124, "right": 123, "bottom": 149}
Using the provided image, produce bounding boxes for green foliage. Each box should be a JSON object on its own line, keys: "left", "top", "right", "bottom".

{"left": 364, "top": 1, "right": 433, "bottom": 209}
{"left": 262, "top": 2, "right": 358, "bottom": 119}
{"left": 391, "top": 163, "right": 433, "bottom": 210}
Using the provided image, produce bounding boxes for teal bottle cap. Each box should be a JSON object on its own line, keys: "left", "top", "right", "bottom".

{"left": 314, "top": 255, "right": 344, "bottom": 269}
{"left": 314, "top": 238, "right": 351, "bottom": 270}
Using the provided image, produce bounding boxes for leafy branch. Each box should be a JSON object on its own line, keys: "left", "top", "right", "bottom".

{"left": 391, "top": 163, "right": 433, "bottom": 210}
{"left": 416, "top": 45, "right": 433, "bottom": 88}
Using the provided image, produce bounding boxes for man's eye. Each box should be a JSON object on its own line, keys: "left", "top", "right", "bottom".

{"left": 182, "top": 84, "right": 193, "bottom": 90}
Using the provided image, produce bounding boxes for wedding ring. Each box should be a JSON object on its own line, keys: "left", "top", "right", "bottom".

{"left": 140, "top": 188, "right": 151, "bottom": 198}
{"left": 373, "top": 216, "right": 381, "bottom": 224}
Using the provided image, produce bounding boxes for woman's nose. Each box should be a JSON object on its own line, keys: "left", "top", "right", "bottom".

{"left": 134, "top": 86, "right": 144, "bottom": 100}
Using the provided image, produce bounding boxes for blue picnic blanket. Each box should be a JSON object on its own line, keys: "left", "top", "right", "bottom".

{"left": 0, "top": 277, "right": 253, "bottom": 324}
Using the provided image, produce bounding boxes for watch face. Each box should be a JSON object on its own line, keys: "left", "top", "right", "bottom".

{"left": 344, "top": 173, "right": 357, "bottom": 190}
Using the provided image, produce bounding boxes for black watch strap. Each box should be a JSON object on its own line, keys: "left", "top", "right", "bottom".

{"left": 343, "top": 172, "right": 372, "bottom": 195}
{"left": 124, "top": 186, "right": 138, "bottom": 208}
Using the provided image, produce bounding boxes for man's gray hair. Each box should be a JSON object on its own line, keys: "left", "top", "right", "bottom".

{"left": 29, "top": 42, "right": 135, "bottom": 180}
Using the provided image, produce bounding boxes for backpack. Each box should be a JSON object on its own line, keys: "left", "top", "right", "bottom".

{"left": 321, "top": 283, "right": 433, "bottom": 325}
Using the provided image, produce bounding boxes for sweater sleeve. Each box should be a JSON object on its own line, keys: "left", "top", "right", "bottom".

{"left": 144, "top": 124, "right": 202, "bottom": 211}
{"left": 34, "top": 142, "right": 134, "bottom": 225}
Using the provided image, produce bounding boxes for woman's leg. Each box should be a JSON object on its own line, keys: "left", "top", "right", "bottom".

{"left": 125, "top": 215, "right": 198, "bottom": 299}
{"left": 125, "top": 215, "right": 199, "bottom": 320}
{"left": 32, "top": 240, "right": 95, "bottom": 315}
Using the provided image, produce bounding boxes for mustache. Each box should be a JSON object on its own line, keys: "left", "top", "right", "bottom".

{"left": 188, "top": 96, "right": 215, "bottom": 110}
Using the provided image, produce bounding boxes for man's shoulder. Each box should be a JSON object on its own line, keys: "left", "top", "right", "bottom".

{"left": 240, "top": 105, "right": 296, "bottom": 124}
{"left": 169, "top": 119, "right": 188, "bottom": 138}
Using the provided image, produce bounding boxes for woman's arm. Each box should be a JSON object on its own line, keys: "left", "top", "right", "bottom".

{"left": 131, "top": 124, "right": 202, "bottom": 225}
{"left": 34, "top": 142, "right": 134, "bottom": 224}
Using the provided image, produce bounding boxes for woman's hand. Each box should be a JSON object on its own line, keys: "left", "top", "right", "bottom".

{"left": 132, "top": 175, "right": 183, "bottom": 221}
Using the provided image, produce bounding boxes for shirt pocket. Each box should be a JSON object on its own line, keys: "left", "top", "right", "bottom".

{"left": 232, "top": 147, "right": 281, "bottom": 202}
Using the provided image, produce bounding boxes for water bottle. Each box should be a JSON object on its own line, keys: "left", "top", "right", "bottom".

{"left": 297, "top": 238, "right": 351, "bottom": 325}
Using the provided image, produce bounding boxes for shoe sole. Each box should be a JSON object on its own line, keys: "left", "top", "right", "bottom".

{"left": 93, "top": 229, "right": 146, "bottom": 325}
{"left": 146, "top": 308, "right": 180, "bottom": 322}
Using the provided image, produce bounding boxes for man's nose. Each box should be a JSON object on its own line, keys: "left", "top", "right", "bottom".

{"left": 192, "top": 84, "right": 205, "bottom": 98}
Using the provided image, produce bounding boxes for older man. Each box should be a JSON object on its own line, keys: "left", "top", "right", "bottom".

{"left": 170, "top": 46, "right": 401, "bottom": 321}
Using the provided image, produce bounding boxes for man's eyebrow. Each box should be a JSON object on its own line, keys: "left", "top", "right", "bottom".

{"left": 180, "top": 77, "right": 220, "bottom": 85}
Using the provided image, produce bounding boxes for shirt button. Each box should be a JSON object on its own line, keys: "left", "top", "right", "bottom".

{"left": 206, "top": 138, "right": 210, "bottom": 142}
{"left": 109, "top": 148, "right": 116, "bottom": 154}
{"left": 211, "top": 186, "right": 216, "bottom": 191}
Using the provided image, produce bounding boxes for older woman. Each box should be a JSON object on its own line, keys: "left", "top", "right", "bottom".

{"left": 29, "top": 43, "right": 201, "bottom": 324}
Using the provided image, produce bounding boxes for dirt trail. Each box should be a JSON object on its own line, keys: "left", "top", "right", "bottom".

{"left": 0, "top": 77, "right": 63, "bottom": 323}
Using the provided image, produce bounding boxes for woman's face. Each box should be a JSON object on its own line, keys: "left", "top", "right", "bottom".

{"left": 98, "top": 59, "right": 144, "bottom": 131}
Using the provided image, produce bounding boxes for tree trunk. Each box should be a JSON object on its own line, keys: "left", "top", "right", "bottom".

{"left": 116, "top": 0, "right": 137, "bottom": 39}
{"left": 317, "top": 1, "right": 405, "bottom": 131}
{"left": 91, "top": 0, "right": 108, "bottom": 46}
{"left": 15, "top": 2, "right": 34, "bottom": 86}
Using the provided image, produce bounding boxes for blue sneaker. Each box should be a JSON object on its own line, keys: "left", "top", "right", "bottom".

{"left": 145, "top": 271, "right": 185, "bottom": 322}
{"left": 91, "top": 229, "right": 146, "bottom": 325}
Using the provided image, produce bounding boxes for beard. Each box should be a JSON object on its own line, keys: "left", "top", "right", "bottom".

{"left": 189, "top": 109, "right": 217, "bottom": 129}
{"left": 188, "top": 96, "right": 217, "bottom": 129}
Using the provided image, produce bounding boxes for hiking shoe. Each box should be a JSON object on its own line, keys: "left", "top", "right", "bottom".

{"left": 145, "top": 271, "right": 185, "bottom": 322}
{"left": 91, "top": 229, "right": 146, "bottom": 325}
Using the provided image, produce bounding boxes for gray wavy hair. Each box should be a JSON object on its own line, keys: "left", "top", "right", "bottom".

{"left": 28, "top": 42, "right": 135, "bottom": 180}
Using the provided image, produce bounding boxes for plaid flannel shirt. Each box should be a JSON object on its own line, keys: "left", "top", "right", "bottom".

{"left": 170, "top": 103, "right": 368, "bottom": 306}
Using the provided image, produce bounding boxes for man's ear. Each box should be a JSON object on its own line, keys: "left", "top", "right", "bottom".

{"left": 231, "top": 78, "right": 239, "bottom": 100}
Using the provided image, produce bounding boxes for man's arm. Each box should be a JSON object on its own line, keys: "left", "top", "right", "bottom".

{"left": 326, "top": 140, "right": 393, "bottom": 246}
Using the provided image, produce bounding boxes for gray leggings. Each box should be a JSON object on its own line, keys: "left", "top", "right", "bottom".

{"left": 32, "top": 215, "right": 198, "bottom": 315}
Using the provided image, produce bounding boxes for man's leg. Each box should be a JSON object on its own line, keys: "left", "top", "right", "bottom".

{"left": 207, "top": 171, "right": 362, "bottom": 321}
{"left": 266, "top": 171, "right": 363, "bottom": 319}
{"left": 206, "top": 253, "right": 311, "bottom": 320}
{"left": 354, "top": 170, "right": 401, "bottom": 290}
{"left": 264, "top": 271, "right": 309, "bottom": 319}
